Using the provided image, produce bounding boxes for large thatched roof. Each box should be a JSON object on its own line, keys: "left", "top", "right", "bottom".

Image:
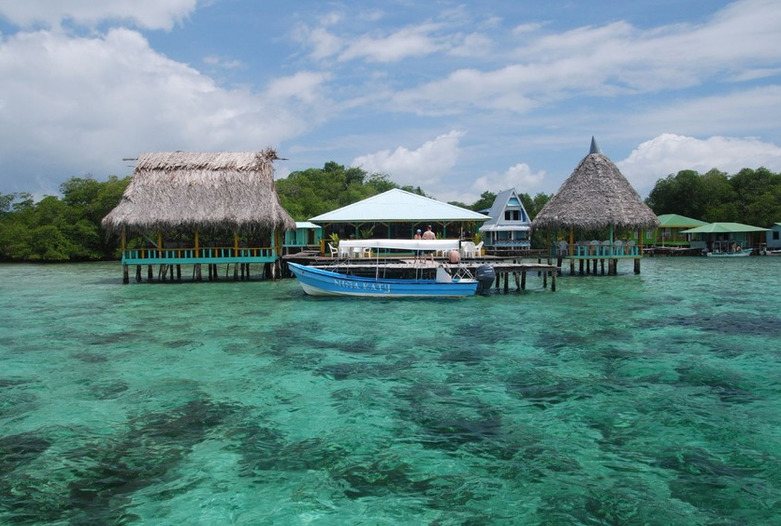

{"left": 532, "top": 138, "right": 659, "bottom": 230}
{"left": 102, "top": 148, "right": 295, "bottom": 233}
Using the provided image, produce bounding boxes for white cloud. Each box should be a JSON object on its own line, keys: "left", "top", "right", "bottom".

{"left": 304, "top": 26, "right": 344, "bottom": 60}
{"left": 471, "top": 163, "right": 546, "bottom": 196}
{"left": 0, "top": 0, "right": 196, "bottom": 30}
{"left": 392, "top": 0, "right": 781, "bottom": 114}
{"left": 339, "top": 23, "right": 445, "bottom": 63}
{"left": 351, "top": 130, "right": 465, "bottom": 187}
{"left": 449, "top": 32, "right": 493, "bottom": 58}
{"left": 618, "top": 133, "right": 781, "bottom": 195}
{"left": 203, "top": 54, "right": 243, "bottom": 70}
{"left": 627, "top": 86, "right": 781, "bottom": 138}
{"left": 0, "top": 28, "right": 331, "bottom": 193}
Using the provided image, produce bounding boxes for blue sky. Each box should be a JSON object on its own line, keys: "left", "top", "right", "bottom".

{"left": 1, "top": 0, "right": 780, "bottom": 205}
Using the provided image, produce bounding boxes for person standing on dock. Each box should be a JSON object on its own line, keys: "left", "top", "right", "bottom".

{"left": 413, "top": 229, "right": 423, "bottom": 263}
{"left": 422, "top": 225, "right": 436, "bottom": 265}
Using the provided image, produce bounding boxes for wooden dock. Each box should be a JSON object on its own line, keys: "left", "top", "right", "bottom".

{"left": 284, "top": 253, "right": 558, "bottom": 292}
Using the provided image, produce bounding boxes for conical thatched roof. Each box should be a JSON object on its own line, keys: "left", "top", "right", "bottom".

{"left": 532, "top": 138, "right": 659, "bottom": 230}
{"left": 102, "top": 148, "right": 295, "bottom": 233}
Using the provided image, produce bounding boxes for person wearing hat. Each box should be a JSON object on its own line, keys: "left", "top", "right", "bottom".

{"left": 413, "top": 228, "right": 423, "bottom": 262}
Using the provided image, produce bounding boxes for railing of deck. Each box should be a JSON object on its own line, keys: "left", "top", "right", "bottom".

{"left": 122, "top": 246, "right": 276, "bottom": 263}
{"left": 554, "top": 241, "right": 641, "bottom": 258}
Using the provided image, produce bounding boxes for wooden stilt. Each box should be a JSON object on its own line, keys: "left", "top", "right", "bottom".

{"left": 543, "top": 269, "right": 548, "bottom": 288}
{"left": 148, "top": 265, "right": 153, "bottom": 280}
{"left": 551, "top": 270, "right": 556, "bottom": 292}
{"left": 123, "top": 265, "right": 129, "bottom": 284}
{"left": 136, "top": 265, "right": 142, "bottom": 282}
{"left": 634, "top": 258, "right": 641, "bottom": 274}
{"left": 521, "top": 271, "right": 526, "bottom": 290}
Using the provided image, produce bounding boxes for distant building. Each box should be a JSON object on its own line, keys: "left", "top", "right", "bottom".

{"left": 284, "top": 222, "right": 323, "bottom": 254}
{"left": 308, "top": 188, "right": 488, "bottom": 241}
{"left": 767, "top": 223, "right": 781, "bottom": 249}
{"left": 681, "top": 222, "right": 769, "bottom": 251}
{"left": 642, "top": 214, "right": 708, "bottom": 246}
{"left": 478, "top": 188, "right": 532, "bottom": 251}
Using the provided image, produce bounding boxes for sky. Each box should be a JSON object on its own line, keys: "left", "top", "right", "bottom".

{"left": 1, "top": 0, "right": 781, "bottom": 205}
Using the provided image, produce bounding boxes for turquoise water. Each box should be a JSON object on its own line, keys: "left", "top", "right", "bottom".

{"left": 1, "top": 258, "right": 781, "bottom": 525}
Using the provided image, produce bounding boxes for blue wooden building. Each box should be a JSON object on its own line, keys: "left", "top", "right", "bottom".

{"left": 766, "top": 223, "right": 781, "bottom": 250}
{"left": 284, "top": 221, "right": 323, "bottom": 254}
{"left": 478, "top": 188, "right": 532, "bottom": 252}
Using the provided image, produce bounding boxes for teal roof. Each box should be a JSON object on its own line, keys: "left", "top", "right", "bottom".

{"left": 680, "top": 222, "right": 769, "bottom": 234}
{"left": 295, "top": 221, "right": 322, "bottom": 230}
{"left": 657, "top": 214, "right": 708, "bottom": 228}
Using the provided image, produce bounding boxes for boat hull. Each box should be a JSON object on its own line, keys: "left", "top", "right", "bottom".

{"left": 706, "top": 248, "right": 753, "bottom": 257}
{"left": 288, "top": 262, "right": 478, "bottom": 297}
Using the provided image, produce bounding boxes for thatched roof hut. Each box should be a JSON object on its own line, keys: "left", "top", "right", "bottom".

{"left": 532, "top": 138, "right": 659, "bottom": 231}
{"left": 102, "top": 148, "right": 295, "bottom": 234}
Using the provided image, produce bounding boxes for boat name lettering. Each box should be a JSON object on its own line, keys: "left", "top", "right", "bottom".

{"left": 333, "top": 278, "right": 391, "bottom": 294}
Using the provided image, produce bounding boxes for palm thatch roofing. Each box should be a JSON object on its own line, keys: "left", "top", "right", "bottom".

{"left": 102, "top": 148, "right": 295, "bottom": 233}
{"left": 532, "top": 138, "right": 659, "bottom": 231}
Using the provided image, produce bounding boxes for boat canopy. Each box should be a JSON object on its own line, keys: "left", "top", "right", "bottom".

{"left": 339, "top": 239, "right": 461, "bottom": 251}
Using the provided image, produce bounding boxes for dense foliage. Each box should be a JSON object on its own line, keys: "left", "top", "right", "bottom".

{"left": 3, "top": 162, "right": 776, "bottom": 262}
{"left": 645, "top": 167, "right": 781, "bottom": 226}
{"left": 275, "top": 162, "right": 427, "bottom": 220}
{"left": 0, "top": 176, "right": 130, "bottom": 261}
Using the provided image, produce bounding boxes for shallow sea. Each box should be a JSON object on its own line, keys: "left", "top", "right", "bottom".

{"left": 1, "top": 257, "right": 780, "bottom": 525}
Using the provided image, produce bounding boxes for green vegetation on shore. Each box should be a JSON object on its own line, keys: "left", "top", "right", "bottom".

{"left": 1, "top": 164, "right": 779, "bottom": 262}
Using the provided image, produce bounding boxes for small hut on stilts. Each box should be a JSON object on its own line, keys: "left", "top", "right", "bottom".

{"left": 101, "top": 148, "right": 296, "bottom": 283}
{"left": 532, "top": 138, "right": 659, "bottom": 275}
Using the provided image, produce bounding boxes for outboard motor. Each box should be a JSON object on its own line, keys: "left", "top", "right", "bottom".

{"left": 475, "top": 264, "right": 495, "bottom": 294}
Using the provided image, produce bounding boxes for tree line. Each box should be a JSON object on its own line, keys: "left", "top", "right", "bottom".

{"left": 645, "top": 167, "right": 781, "bottom": 226}
{"left": 1, "top": 163, "right": 778, "bottom": 262}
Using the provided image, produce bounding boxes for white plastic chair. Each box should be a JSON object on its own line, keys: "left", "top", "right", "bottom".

{"left": 328, "top": 243, "right": 339, "bottom": 257}
{"left": 473, "top": 241, "right": 484, "bottom": 257}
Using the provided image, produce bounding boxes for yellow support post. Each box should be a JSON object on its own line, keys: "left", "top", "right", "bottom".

{"left": 569, "top": 227, "right": 574, "bottom": 255}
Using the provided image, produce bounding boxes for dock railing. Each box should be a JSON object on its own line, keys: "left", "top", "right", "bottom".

{"left": 121, "top": 246, "right": 277, "bottom": 265}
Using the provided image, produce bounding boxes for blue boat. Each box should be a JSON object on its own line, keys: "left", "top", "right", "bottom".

{"left": 288, "top": 262, "right": 479, "bottom": 297}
